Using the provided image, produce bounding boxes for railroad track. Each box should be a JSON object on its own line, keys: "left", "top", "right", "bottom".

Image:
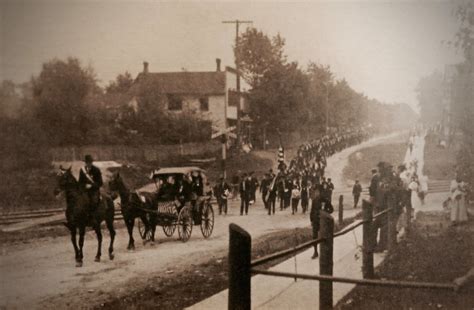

{"left": 0, "top": 198, "right": 220, "bottom": 226}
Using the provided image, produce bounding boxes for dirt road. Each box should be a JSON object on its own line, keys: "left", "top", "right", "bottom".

{"left": 0, "top": 133, "right": 403, "bottom": 309}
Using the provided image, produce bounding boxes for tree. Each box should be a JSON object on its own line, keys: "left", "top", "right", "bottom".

{"left": 248, "top": 61, "right": 311, "bottom": 134}
{"left": 416, "top": 71, "right": 445, "bottom": 125}
{"left": 306, "top": 63, "right": 334, "bottom": 131}
{"left": 32, "top": 58, "right": 100, "bottom": 145}
{"left": 235, "top": 28, "right": 287, "bottom": 88}
{"left": 0, "top": 80, "right": 23, "bottom": 119}
{"left": 105, "top": 72, "right": 134, "bottom": 94}
{"left": 451, "top": 2, "right": 474, "bottom": 184}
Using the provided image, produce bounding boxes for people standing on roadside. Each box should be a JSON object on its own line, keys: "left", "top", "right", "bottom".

{"left": 309, "top": 187, "right": 334, "bottom": 259}
{"left": 449, "top": 175, "right": 468, "bottom": 225}
{"left": 214, "top": 177, "right": 230, "bottom": 215}
{"left": 239, "top": 173, "right": 251, "bottom": 215}
{"left": 320, "top": 179, "right": 330, "bottom": 202}
{"left": 301, "top": 179, "right": 309, "bottom": 214}
{"left": 260, "top": 174, "right": 270, "bottom": 208}
{"left": 327, "top": 178, "right": 334, "bottom": 203}
{"left": 291, "top": 178, "right": 301, "bottom": 214}
{"left": 369, "top": 169, "right": 379, "bottom": 206}
{"left": 249, "top": 171, "right": 258, "bottom": 205}
{"left": 408, "top": 175, "right": 421, "bottom": 220}
{"left": 352, "top": 180, "right": 362, "bottom": 208}
{"left": 284, "top": 176, "right": 292, "bottom": 209}
{"left": 267, "top": 174, "right": 278, "bottom": 215}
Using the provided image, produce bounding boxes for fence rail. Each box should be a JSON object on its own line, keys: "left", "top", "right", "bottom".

{"left": 251, "top": 269, "right": 457, "bottom": 290}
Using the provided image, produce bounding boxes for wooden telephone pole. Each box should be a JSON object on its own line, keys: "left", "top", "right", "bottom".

{"left": 222, "top": 19, "right": 253, "bottom": 146}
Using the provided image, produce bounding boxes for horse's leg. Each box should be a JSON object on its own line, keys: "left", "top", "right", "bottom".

{"left": 70, "top": 226, "right": 80, "bottom": 263}
{"left": 106, "top": 217, "right": 116, "bottom": 260}
{"left": 94, "top": 224, "right": 102, "bottom": 262}
{"left": 140, "top": 214, "right": 149, "bottom": 245}
{"left": 126, "top": 217, "right": 135, "bottom": 250}
{"left": 77, "top": 226, "right": 86, "bottom": 267}
{"left": 150, "top": 215, "right": 156, "bottom": 244}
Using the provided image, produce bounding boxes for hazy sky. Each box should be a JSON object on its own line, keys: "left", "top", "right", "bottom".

{"left": 1, "top": 0, "right": 463, "bottom": 111}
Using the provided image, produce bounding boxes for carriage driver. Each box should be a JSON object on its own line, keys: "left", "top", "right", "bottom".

{"left": 78, "top": 155, "right": 103, "bottom": 218}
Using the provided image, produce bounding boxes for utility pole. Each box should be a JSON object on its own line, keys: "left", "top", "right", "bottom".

{"left": 222, "top": 19, "right": 253, "bottom": 147}
{"left": 323, "top": 81, "right": 330, "bottom": 133}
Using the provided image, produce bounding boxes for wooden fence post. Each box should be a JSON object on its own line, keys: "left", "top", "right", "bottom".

{"left": 387, "top": 194, "right": 397, "bottom": 252}
{"left": 319, "top": 211, "right": 334, "bottom": 310}
{"left": 338, "top": 195, "right": 344, "bottom": 226}
{"left": 228, "top": 224, "right": 251, "bottom": 310}
{"left": 362, "top": 200, "right": 374, "bottom": 279}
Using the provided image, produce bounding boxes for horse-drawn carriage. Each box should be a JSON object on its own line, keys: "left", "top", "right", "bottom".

{"left": 136, "top": 167, "right": 215, "bottom": 243}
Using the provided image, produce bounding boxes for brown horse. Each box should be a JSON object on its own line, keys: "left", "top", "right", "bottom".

{"left": 108, "top": 172, "right": 157, "bottom": 250}
{"left": 54, "top": 167, "right": 116, "bottom": 267}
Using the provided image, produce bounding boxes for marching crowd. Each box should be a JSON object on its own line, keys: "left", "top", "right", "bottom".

{"left": 213, "top": 128, "right": 370, "bottom": 218}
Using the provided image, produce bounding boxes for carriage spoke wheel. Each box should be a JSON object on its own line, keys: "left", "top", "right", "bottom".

{"left": 163, "top": 203, "right": 177, "bottom": 237}
{"left": 178, "top": 207, "right": 193, "bottom": 242}
{"left": 200, "top": 203, "right": 214, "bottom": 238}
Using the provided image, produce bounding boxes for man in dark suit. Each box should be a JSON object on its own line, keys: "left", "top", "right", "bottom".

{"left": 214, "top": 177, "right": 231, "bottom": 215}
{"left": 239, "top": 173, "right": 251, "bottom": 215}
{"left": 260, "top": 174, "right": 270, "bottom": 208}
{"left": 369, "top": 169, "right": 379, "bottom": 206}
{"left": 266, "top": 175, "right": 278, "bottom": 215}
{"left": 352, "top": 180, "right": 362, "bottom": 208}
{"left": 249, "top": 171, "right": 258, "bottom": 204}
{"left": 327, "top": 178, "right": 335, "bottom": 203}
{"left": 78, "top": 155, "right": 103, "bottom": 216}
{"left": 310, "top": 187, "right": 334, "bottom": 259}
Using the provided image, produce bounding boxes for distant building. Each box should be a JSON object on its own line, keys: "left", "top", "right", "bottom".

{"left": 129, "top": 59, "right": 249, "bottom": 132}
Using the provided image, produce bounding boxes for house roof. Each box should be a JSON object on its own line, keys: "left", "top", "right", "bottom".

{"left": 135, "top": 71, "right": 226, "bottom": 95}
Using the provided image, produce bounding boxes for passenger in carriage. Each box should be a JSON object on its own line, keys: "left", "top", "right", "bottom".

{"left": 157, "top": 175, "right": 178, "bottom": 201}
{"left": 177, "top": 173, "right": 193, "bottom": 207}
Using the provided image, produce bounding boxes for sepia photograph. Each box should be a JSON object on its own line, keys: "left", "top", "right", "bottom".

{"left": 1, "top": 0, "right": 473, "bottom": 309}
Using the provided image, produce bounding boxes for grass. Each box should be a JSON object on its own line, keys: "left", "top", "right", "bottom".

{"left": 0, "top": 166, "right": 63, "bottom": 213}
{"left": 423, "top": 135, "right": 458, "bottom": 181}
{"left": 336, "top": 223, "right": 474, "bottom": 310}
{"left": 343, "top": 142, "right": 407, "bottom": 184}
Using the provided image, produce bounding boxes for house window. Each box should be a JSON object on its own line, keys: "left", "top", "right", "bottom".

{"left": 168, "top": 94, "right": 183, "bottom": 111}
{"left": 199, "top": 97, "right": 209, "bottom": 111}
{"left": 228, "top": 90, "right": 239, "bottom": 107}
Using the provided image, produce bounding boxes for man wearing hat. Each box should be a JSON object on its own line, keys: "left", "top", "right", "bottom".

{"left": 79, "top": 155, "right": 103, "bottom": 217}
{"left": 352, "top": 180, "right": 362, "bottom": 208}
{"left": 309, "top": 186, "right": 333, "bottom": 259}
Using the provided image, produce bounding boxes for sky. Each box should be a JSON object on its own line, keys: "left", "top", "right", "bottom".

{"left": 1, "top": 0, "right": 464, "bottom": 111}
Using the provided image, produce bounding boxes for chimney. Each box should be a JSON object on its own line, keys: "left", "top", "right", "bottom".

{"left": 143, "top": 61, "right": 149, "bottom": 74}
{"left": 216, "top": 58, "right": 221, "bottom": 72}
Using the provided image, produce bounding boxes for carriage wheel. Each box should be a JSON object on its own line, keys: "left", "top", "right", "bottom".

{"left": 177, "top": 207, "right": 193, "bottom": 242}
{"left": 162, "top": 204, "right": 178, "bottom": 237}
{"left": 200, "top": 203, "right": 214, "bottom": 239}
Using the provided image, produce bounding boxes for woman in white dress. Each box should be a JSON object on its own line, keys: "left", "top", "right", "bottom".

{"left": 450, "top": 177, "right": 468, "bottom": 224}
{"left": 408, "top": 176, "right": 421, "bottom": 219}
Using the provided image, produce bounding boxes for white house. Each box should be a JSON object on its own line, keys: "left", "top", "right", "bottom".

{"left": 130, "top": 60, "right": 249, "bottom": 132}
